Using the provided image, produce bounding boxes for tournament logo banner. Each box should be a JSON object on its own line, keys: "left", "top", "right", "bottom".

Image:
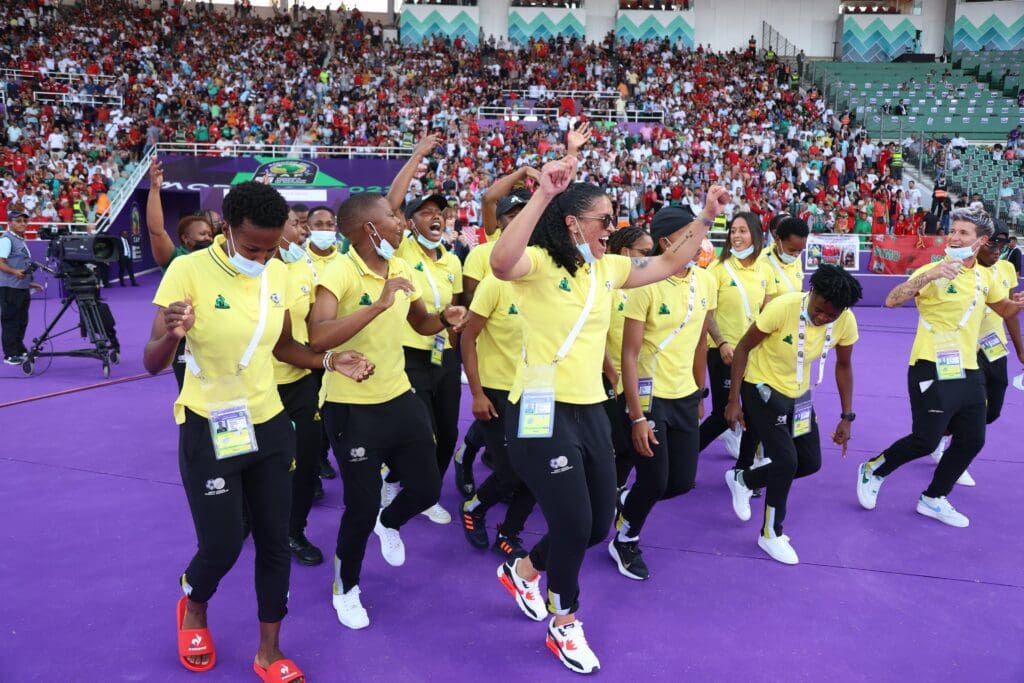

{"left": 250, "top": 160, "right": 319, "bottom": 186}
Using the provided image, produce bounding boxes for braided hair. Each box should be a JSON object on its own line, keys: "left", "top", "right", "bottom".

{"left": 529, "top": 182, "right": 608, "bottom": 276}
{"left": 607, "top": 226, "right": 648, "bottom": 255}
{"left": 809, "top": 264, "right": 863, "bottom": 310}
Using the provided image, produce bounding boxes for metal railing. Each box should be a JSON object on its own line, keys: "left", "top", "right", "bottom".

{"left": 152, "top": 142, "right": 414, "bottom": 159}
{"left": 33, "top": 91, "right": 124, "bottom": 107}
{"left": 762, "top": 21, "right": 803, "bottom": 68}
{"left": 0, "top": 67, "right": 116, "bottom": 85}
{"left": 502, "top": 89, "right": 618, "bottom": 100}
{"left": 96, "top": 147, "right": 157, "bottom": 234}
{"left": 476, "top": 105, "right": 664, "bottom": 123}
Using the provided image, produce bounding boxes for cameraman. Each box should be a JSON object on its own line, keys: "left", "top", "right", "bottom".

{"left": 0, "top": 211, "right": 43, "bottom": 365}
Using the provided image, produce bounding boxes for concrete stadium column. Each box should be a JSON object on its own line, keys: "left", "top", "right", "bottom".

{"left": 479, "top": 0, "right": 510, "bottom": 43}
{"left": 585, "top": 0, "right": 617, "bottom": 44}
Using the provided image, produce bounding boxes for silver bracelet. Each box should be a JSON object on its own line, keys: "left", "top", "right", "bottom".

{"left": 322, "top": 350, "right": 335, "bottom": 372}
{"left": 631, "top": 416, "right": 648, "bottom": 426}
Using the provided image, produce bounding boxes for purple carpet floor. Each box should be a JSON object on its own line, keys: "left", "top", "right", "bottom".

{"left": 2, "top": 273, "right": 1022, "bottom": 681}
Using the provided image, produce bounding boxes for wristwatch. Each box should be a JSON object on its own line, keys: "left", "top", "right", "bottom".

{"left": 840, "top": 412, "right": 856, "bottom": 422}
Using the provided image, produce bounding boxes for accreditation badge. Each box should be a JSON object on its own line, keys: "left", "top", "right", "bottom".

{"left": 791, "top": 391, "right": 813, "bottom": 438}
{"left": 979, "top": 331, "right": 1008, "bottom": 362}
{"left": 637, "top": 349, "right": 658, "bottom": 414}
{"left": 430, "top": 333, "right": 445, "bottom": 366}
{"left": 203, "top": 375, "right": 258, "bottom": 460}
{"left": 517, "top": 364, "right": 556, "bottom": 439}
{"left": 933, "top": 331, "right": 965, "bottom": 381}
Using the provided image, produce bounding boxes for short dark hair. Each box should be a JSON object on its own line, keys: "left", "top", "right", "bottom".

{"left": 291, "top": 203, "right": 310, "bottom": 214}
{"left": 222, "top": 182, "right": 288, "bottom": 230}
{"left": 809, "top": 264, "right": 862, "bottom": 310}
{"left": 776, "top": 216, "right": 810, "bottom": 242}
{"left": 337, "top": 193, "right": 386, "bottom": 238}
{"left": 308, "top": 205, "right": 335, "bottom": 220}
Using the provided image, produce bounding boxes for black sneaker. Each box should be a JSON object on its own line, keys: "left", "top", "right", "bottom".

{"left": 313, "top": 476, "right": 324, "bottom": 502}
{"left": 461, "top": 504, "right": 489, "bottom": 549}
{"left": 319, "top": 457, "right": 337, "bottom": 480}
{"left": 3, "top": 355, "right": 23, "bottom": 366}
{"left": 752, "top": 488, "right": 763, "bottom": 498}
{"left": 453, "top": 443, "right": 476, "bottom": 498}
{"left": 608, "top": 538, "right": 649, "bottom": 581}
{"left": 288, "top": 533, "right": 324, "bottom": 566}
{"left": 493, "top": 524, "right": 527, "bottom": 559}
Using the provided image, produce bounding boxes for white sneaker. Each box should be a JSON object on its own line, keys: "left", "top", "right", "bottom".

{"left": 373, "top": 511, "right": 406, "bottom": 566}
{"left": 758, "top": 533, "right": 799, "bottom": 565}
{"left": 546, "top": 618, "right": 600, "bottom": 674}
{"left": 916, "top": 495, "right": 969, "bottom": 528}
{"left": 332, "top": 583, "right": 369, "bottom": 630}
{"left": 420, "top": 502, "right": 451, "bottom": 525}
{"left": 929, "top": 435, "right": 952, "bottom": 463}
{"left": 497, "top": 557, "right": 546, "bottom": 622}
{"left": 932, "top": 444, "right": 977, "bottom": 487}
{"left": 720, "top": 426, "right": 742, "bottom": 459}
{"left": 856, "top": 461, "right": 884, "bottom": 510}
{"left": 725, "top": 469, "right": 753, "bottom": 521}
{"left": 380, "top": 480, "right": 400, "bottom": 509}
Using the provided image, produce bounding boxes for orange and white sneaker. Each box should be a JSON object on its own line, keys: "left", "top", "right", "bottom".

{"left": 497, "top": 557, "right": 545, "bottom": 622}
{"left": 546, "top": 618, "right": 600, "bottom": 674}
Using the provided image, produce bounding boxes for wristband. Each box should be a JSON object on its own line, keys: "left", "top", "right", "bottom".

{"left": 439, "top": 309, "right": 452, "bottom": 328}
{"left": 699, "top": 214, "right": 715, "bottom": 227}
{"left": 322, "top": 350, "right": 335, "bottom": 372}
{"left": 631, "top": 416, "right": 648, "bottom": 426}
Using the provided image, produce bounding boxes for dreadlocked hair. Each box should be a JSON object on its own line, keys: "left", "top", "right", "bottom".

{"left": 607, "top": 226, "right": 648, "bottom": 255}
{"left": 529, "top": 182, "right": 607, "bottom": 276}
{"left": 810, "top": 264, "right": 863, "bottom": 310}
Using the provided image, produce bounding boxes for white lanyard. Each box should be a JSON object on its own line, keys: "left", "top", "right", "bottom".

{"left": 185, "top": 268, "right": 269, "bottom": 378}
{"left": 768, "top": 252, "right": 798, "bottom": 293}
{"left": 795, "top": 295, "right": 835, "bottom": 388}
{"left": 419, "top": 258, "right": 443, "bottom": 312}
{"left": 542, "top": 265, "right": 597, "bottom": 365}
{"left": 304, "top": 253, "right": 318, "bottom": 285}
{"left": 919, "top": 268, "right": 982, "bottom": 333}
{"left": 655, "top": 273, "right": 698, "bottom": 353}
{"left": 722, "top": 260, "right": 753, "bottom": 321}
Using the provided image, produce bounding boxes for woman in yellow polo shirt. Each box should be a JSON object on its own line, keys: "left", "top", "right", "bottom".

{"left": 699, "top": 213, "right": 770, "bottom": 466}
{"left": 614, "top": 207, "right": 715, "bottom": 581}
{"left": 143, "top": 182, "right": 373, "bottom": 681}
{"left": 858, "top": 209, "right": 1024, "bottom": 527}
{"left": 490, "top": 155, "right": 729, "bottom": 674}
{"left": 604, "top": 226, "right": 654, "bottom": 491}
{"left": 759, "top": 215, "right": 809, "bottom": 299}
{"left": 723, "top": 265, "right": 862, "bottom": 565}
{"left": 391, "top": 194, "right": 464, "bottom": 524}
{"left": 458, "top": 272, "right": 536, "bottom": 559}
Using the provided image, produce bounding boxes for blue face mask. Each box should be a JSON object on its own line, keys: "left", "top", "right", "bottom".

{"left": 416, "top": 232, "right": 443, "bottom": 250}
{"left": 226, "top": 230, "right": 267, "bottom": 278}
{"left": 777, "top": 248, "right": 799, "bottom": 265}
{"left": 732, "top": 244, "right": 755, "bottom": 260}
{"left": 945, "top": 244, "right": 974, "bottom": 261}
{"left": 369, "top": 223, "right": 395, "bottom": 261}
{"left": 309, "top": 230, "right": 337, "bottom": 251}
{"left": 279, "top": 240, "right": 306, "bottom": 264}
{"left": 801, "top": 309, "right": 813, "bottom": 324}
{"left": 571, "top": 219, "right": 596, "bottom": 264}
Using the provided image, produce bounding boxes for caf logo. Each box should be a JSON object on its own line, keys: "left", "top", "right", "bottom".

{"left": 252, "top": 159, "right": 319, "bottom": 186}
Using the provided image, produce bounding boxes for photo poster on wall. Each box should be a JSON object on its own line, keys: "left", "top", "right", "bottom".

{"left": 805, "top": 234, "right": 861, "bottom": 271}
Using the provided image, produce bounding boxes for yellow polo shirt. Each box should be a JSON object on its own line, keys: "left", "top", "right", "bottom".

{"left": 760, "top": 247, "right": 805, "bottom": 296}
{"left": 317, "top": 249, "right": 422, "bottom": 405}
{"left": 308, "top": 244, "right": 339, "bottom": 282}
{"left": 706, "top": 256, "right": 770, "bottom": 347}
{"left": 463, "top": 239, "right": 497, "bottom": 285}
{"left": 468, "top": 274, "right": 522, "bottom": 392}
{"left": 396, "top": 237, "right": 463, "bottom": 350}
{"left": 980, "top": 260, "right": 1017, "bottom": 347}
{"left": 605, "top": 289, "right": 629, "bottom": 394}
{"left": 624, "top": 268, "right": 716, "bottom": 398}
{"left": 273, "top": 256, "right": 318, "bottom": 385}
{"left": 909, "top": 260, "right": 1008, "bottom": 369}
{"left": 746, "top": 292, "right": 859, "bottom": 399}
{"left": 509, "top": 248, "right": 632, "bottom": 404}
{"left": 154, "top": 235, "right": 289, "bottom": 425}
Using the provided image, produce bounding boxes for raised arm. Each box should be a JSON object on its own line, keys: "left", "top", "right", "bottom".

{"left": 387, "top": 132, "right": 441, "bottom": 213}
{"left": 490, "top": 156, "right": 576, "bottom": 281}
{"left": 482, "top": 166, "right": 540, "bottom": 235}
{"left": 308, "top": 281, "right": 407, "bottom": 352}
{"left": 621, "top": 185, "right": 730, "bottom": 289}
{"left": 146, "top": 158, "right": 176, "bottom": 268}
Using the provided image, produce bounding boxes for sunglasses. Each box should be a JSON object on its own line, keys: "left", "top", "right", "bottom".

{"left": 578, "top": 214, "right": 616, "bottom": 229}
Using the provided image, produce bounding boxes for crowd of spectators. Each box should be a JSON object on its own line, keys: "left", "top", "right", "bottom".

{"left": 0, "top": 0, "right": 1006, "bottom": 241}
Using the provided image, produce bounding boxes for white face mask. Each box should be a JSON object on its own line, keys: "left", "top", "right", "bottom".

{"left": 571, "top": 218, "right": 596, "bottom": 264}
{"left": 226, "top": 229, "right": 267, "bottom": 278}
{"left": 732, "top": 244, "right": 755, "bottom": 260}
{"left": 945, "top": 244, "right": 975, "bottom": 261}
{"left": 279, "top": 239, "right": 306, "bottom": 263}
{"left": 308, "top": 230, "right": 337, "bottom": 251}
{"left": 777, "top": 247, "right": 799, "bottom": 264}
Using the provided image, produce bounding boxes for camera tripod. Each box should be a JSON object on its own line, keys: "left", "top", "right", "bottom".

{"left": 22, "top": 266, "right": 121, "bottom": 378}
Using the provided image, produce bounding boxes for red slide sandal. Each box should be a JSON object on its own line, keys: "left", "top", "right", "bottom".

{"left": 176, "top": 596, "right": 216, "bottom": 673}
{"left": 253, "top": 658, "right": 305, "bottom": 682}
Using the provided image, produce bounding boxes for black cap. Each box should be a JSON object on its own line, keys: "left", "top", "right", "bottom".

{"left": 496, "top": 193, "right": 530, "bottom": 218}
{"left": 8, "top": 210, "right": 29, "bottom": 220}
{"left": 403, "top": 194, "right": 448, "bottom": 219}
{"left": 649, "top": 205, "right": 696, "bottom": 244}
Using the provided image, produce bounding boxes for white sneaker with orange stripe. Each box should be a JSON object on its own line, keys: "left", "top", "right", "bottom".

{"left": 546, "top": 618, "right": 600, "bottom": 674}
{"left": 497, "top": 557, "right": 546, "bottom": 622}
